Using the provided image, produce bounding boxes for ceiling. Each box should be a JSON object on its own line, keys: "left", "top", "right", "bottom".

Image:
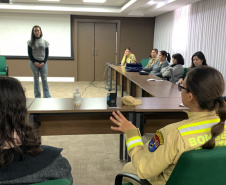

{"left": 0, "top": 0, "right": 203, "bottom": 17}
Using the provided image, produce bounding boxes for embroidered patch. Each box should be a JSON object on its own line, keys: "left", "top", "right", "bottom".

{"left": 148, "top": 130, "right": 164, "bottom": 152}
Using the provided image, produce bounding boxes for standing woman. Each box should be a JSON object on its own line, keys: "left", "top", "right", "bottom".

{"left": 121, "top": 47, "right": 136, "bottom": 66}
{"left": 143, "top": 50, "right": 170, "bottom": 77}
{"left": 28, "top": 25, "right": 51, "bottom": 98}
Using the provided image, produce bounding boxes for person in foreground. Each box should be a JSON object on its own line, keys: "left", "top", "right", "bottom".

{"left": 121, "top": 47, "right": 136, "bottom": 66}
{"left": 110, "top": 66, "right": 226, "bottom": 185}
{"left": 0, "top": 77, "right": 73, "bottom": 185}
{"left": 143, "top": 50, "right": 170, "bottom": 77}
{"left": 28, "top": 25, "right": 51, "bottom": 98}
{"left": 177, "top": 51, "right": 207, "bottom": 84}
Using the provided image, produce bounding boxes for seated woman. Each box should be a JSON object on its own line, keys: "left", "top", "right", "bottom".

{"left": 0, "top": 77, "right": 73, "bottom": 185}
{"left": 110, "top": 66, "right": 226, "bottom": 185}
{"left": 177, "top": 51, "right": 207, "bottom": 84}
{"left": 161, "top": 53, "right": 184, "bottom": 83}
{"left": 121, "top": 47, "right": 136, "bottom": 66}
{"left": 143, "top": 50, "right": 170, "bottom": 77}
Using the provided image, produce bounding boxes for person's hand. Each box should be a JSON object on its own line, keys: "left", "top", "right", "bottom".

{"left": 39, "top": 62, "right": 44, "bottom": 68}
{"left": 110, "top": 111, "right": 136, "bottom": 133}
{"left": 177, "top": 78, "right": 183, "bottom": 85}
{"left": 34, "top": 62, "right": 40, "bottom": 68}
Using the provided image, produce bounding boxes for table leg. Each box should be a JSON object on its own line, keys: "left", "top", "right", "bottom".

{"left": 121, "top": 75, "right": 124, "bottom": 97}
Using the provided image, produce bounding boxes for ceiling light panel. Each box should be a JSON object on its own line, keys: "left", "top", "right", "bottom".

{"left": 83, "top": 0, "right": 106, "bottom": 3}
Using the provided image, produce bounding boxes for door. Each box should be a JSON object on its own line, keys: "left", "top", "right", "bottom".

{"left": 77, "top": 22, "right": 116, "bottom": 81}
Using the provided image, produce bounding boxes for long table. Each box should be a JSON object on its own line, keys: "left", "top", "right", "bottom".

{"left": 28, "top": 98, "right": 135, "bottom": 161}
{"left": 109, "top": 65, "right": 181, "bottom": 98}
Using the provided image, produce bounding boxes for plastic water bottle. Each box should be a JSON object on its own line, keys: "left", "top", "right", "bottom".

{"left": 73, "top": 87, "right": 81, "bottom": 105}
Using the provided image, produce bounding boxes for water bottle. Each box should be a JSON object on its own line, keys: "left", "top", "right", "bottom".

{"left": 73, "top": 87, "right": 81, "bottom": 105}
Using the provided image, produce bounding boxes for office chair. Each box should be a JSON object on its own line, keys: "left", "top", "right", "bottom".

{"left": 182, "top": 67, "right": 188, "bottom": 79}
{"left": 0, "top": 56, "right": 8, "bottom": 76}
{"left": 115, "top": 146, "right": 226, "bottom": 185}
{"left": 140, "top": 59, "right": 149, "bottom": 68}
{"left": 28, "top": 179, "right": 71, "bottom": 185}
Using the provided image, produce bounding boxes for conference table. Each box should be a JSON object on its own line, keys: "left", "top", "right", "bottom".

{"left": 27, "top": 96, "right": 189, "bottom": 161}
{"left": 27, "top": 97, "right": 135, "bottom": 161}
{"left": 109, "top": 65, "right": 181, "bottom": 98}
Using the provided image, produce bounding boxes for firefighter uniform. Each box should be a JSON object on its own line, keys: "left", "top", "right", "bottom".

{"left": 123, "top": 111, "right": 226, "bottom": 185}
{"left": 121, "top": 54, "right": 136, "bottom": 66}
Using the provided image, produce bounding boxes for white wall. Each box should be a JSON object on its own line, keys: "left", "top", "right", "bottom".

{"left": 0, "top": 13, "right": 71, "bottom": 58}
{"left": 154, "top": 0, "right": 226, "bottom": 94}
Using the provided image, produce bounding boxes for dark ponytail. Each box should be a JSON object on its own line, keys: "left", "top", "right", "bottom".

{"left": 160, "top": 50, "right": 171, "bottom": 63}
{"left": 202, "top": 97, "right": 226, "bottom": 149}
{"left": 185, "top": 66, "right": 225, "bottom": 149}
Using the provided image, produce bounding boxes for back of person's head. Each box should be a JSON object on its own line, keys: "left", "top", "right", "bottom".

{"left": 160, "top": 50, "right": 171, "bottom": 63}
{"left": 191, "top": 51, "right": 207, "bottom": 68}
{"left": 185, "top": 66, "right": 226, "bottom": 149}
{"left": 0, "top": 77, "right": 42, "bottom": 167}
{"left": 172, "top": 53, "right": 184, "bottom": 65}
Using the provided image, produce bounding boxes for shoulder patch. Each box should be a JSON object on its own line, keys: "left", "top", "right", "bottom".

{"left": 148, "top": 130, "right": 164, "bottom": 152}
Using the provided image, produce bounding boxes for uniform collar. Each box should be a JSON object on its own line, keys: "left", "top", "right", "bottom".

{"left": 184, "top": 110, "right": 217, "bottom": 121}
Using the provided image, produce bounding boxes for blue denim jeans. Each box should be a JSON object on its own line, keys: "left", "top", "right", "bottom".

{"left": 30, "top": 61, "right": 51, "bottom": 98}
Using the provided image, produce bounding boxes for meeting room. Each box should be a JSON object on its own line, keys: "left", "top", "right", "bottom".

{"left": 0, "top": 0, "right": 226, "bottom": 185}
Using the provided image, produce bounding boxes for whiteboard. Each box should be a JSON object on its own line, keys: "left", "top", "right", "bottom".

{"left": 0, "top": 13, "right": 72, "bottom": 58}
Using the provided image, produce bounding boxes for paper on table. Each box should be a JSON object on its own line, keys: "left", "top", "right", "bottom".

{"left": 147, "top": 79, "right": 163, "bottom": 81}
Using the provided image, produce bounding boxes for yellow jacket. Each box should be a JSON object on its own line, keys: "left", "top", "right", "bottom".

{"left": 125, "top": 111, "right": 226, "bottom": 185}
{"left": 121, "top": 53, "right": 136, "bottom": 66}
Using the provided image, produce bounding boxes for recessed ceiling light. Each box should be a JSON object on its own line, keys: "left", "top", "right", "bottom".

{"left": 147, "top": 0, "right": 156, "bottom": 5}
{"left": 83, "top": 0, "right": 106, "bottom": 3}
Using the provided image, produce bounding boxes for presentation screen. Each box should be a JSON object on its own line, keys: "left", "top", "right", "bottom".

{"left": 0, "top": 13, "right": 72, "bottom": 58}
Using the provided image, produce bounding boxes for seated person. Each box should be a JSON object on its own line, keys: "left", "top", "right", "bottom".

{"left": 110, "top": 66, "right": 226, "bottom": 185}
{"left": 121, "top": 47, "right": 136, "bottom": 66}
{"left": 0, "top": 77, "right": 73, "bottom": 185}
{"left": 177, "top": 51, "right": 207, "bottom": 84}
{"left": 143, "top": 50, "right": 170, "bottom": 77}
{"left": 161, "top": 53, "right": 184, "bottom": 83}
{"left": 145, "top": 48, "right": 159, "bottom": 68}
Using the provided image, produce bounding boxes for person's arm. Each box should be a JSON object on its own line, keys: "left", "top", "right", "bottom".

{"left": 154, "top": 62, "right": 169, "bottom": 77}
{"left": 28, "top": 45, "right": 36, "bottom": 63}
{"left": 110, "top": 111, "right": 178, "bottom": 179}
{"left": 143, "top": 63, "right": 155, "bottom": 72}
{"left": 43, "top": 47, "right": 49, "bottom": 64}
{"left": 131, "top": 54, "right": 136, "bottom": 63}
{"left": 161, "top": 66, "right": 171, "bottom": 77}
{"left": 121, "top": 55, "right": 126, "bottom": 66}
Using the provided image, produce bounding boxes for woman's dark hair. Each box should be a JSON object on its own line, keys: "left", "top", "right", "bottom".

{"left": 30, "top": 25, "right": 43, "bottom": 47}
{"left": 124, "top": 47, "right": 131, "bottom": 51}
{"left": 190, "top": 51, "right": 207, "bottom": 68}
{"left": 152, "top": 48, "right": 158, "bottom": 54}
{"left": 160, "top": 50, "right": 171, "bottom": 63}
{"left": 172, "top": 53, "right": 184, "bottom": 65}
{"left": 0, "top": 77, "right": 42, "bottom": 167}
{"left": 185, "top": 66, "right": 226, "bottom": 149}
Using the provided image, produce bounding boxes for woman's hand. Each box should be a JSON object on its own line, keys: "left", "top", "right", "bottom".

{"left": 110, "top": 111, "right": 136, "bottom": 133}
{"left": 177, "top": 78, "right": 183, "bottom": 84}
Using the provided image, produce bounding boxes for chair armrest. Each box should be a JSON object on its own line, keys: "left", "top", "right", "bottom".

{"left": 115, "top": 173, "right": 141, "bottom": 185}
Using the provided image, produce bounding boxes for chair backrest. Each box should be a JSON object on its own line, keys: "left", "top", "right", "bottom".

{"left": 0, "top": 56, "right": 6, "bottom": 72}
{"left": 182, "top": 67, "right": 188, "bottom": 79}
{"left": 169, "top": 68, "right": 175, "bottom": 83}
{"left": 166, "top": 146, "right": 226, "bottom": 185}
{"left": 28, "top": 179, "right": 71, "bottom": 185}
{"left": 140, "top": 59, "right": 149, "bottom": 68}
